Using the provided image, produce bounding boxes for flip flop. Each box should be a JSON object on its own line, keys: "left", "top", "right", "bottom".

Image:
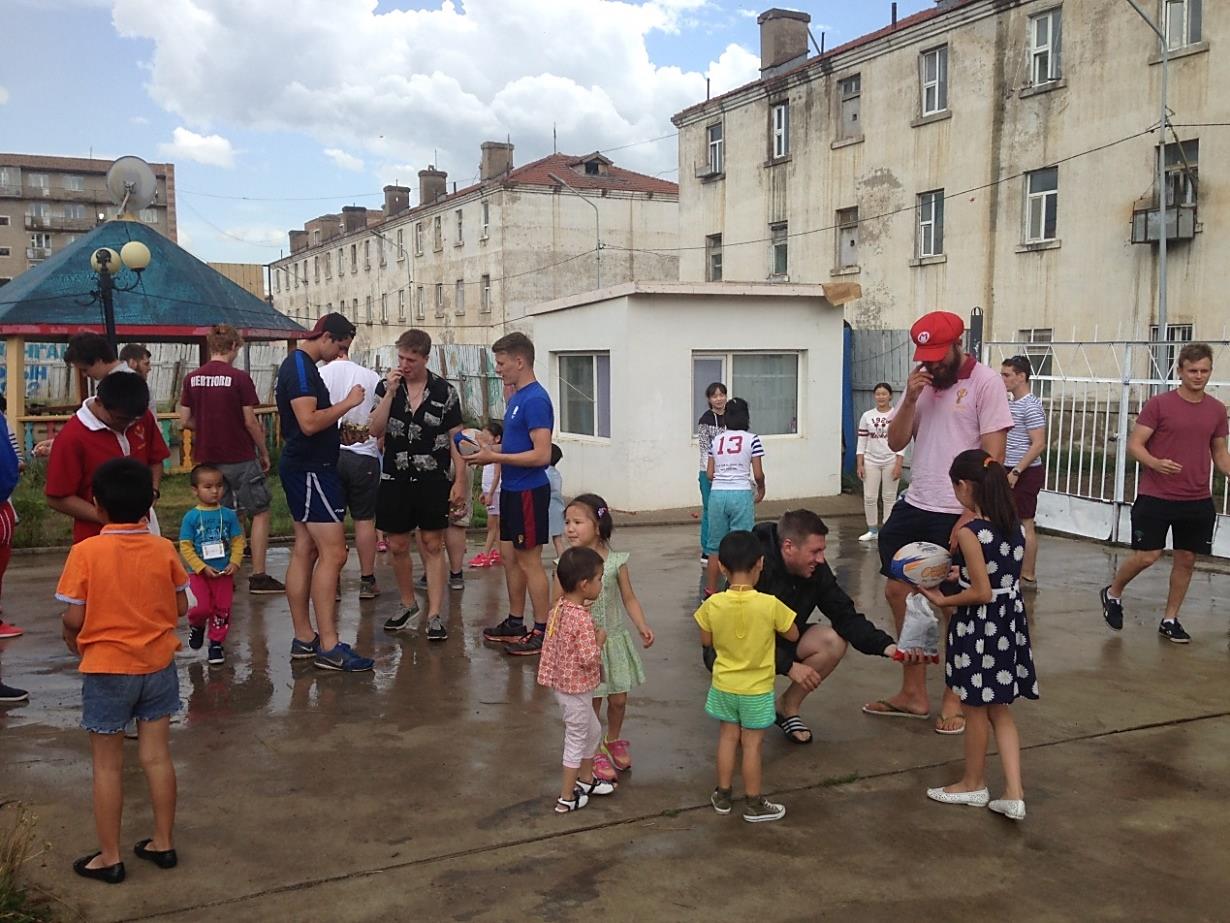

{"left": 774, "top": 711, "right": 813, "bottom": 745}
{"left": 861, "top": 700, "right": 929, "bottom": 720}
{"left": 934, "top": 713, "right": 966, "bottom": 735}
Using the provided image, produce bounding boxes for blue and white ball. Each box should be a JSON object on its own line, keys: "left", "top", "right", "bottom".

{"left": 889, "top": 541, "right": 951, "bottom": 589}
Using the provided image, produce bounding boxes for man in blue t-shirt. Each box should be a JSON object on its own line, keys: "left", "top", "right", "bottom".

{"left": 470, "top": 332, "right": 555, "bottom": 656}
{"left": 275, "top": 312, "right": 373, "bottom": 673}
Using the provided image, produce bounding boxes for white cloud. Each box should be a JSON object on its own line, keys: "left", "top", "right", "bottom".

{"left": 130, "top": 114, "right": 149, "bottom": 125}
{"left": 221, "top": 225, "right": 284, "bottom": 247}
{"left": 707, "top": 43, "right": 761, "bottom": 95}
{"left": 323, "top": 148, "right": 365, "bottom": 172}
{"left": 0, "top": 86, "right": 9, "bottom": 105}
{"left": 737, "top": 8, "right": 758, "bottom": 17}
{"left": 112, "top": 0, "right": 760, "bottom": 180}
{"left": 158, "top": 126, "right": 235, "bottom": 168}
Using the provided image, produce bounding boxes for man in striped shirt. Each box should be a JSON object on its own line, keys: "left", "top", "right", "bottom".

{"left": 1002, "top": 356, "right": 1047, "bottom": 585}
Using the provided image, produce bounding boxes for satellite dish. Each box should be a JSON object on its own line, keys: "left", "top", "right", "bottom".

{"left": 105, "top": 156, "right": 158, "bottom": 216}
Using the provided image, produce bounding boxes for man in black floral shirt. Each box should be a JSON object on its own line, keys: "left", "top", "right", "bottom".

{"left": 370, "top": 329, "right": 466, "bottom": 641}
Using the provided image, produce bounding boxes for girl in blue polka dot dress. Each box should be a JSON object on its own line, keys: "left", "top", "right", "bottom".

{"left": 919, "top": 449, "right": 1038, "bottom": 822}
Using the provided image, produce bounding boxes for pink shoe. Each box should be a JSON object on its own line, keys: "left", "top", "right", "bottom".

{"left": 377, "top": 540, "right": 389, "bottom": 553}
{"left": 603, "top": 738, "right": 631, "bottom": 771}
{"left": 468, "top": 552, "right": 490, "bottom": 568}
{"left": 0, "top": 620, "right": 24, "bottom": 640}
{"left": 592, "top": 752, "right": 618, "bottom": 782}
{"left": 488, "top": 550, "right": 503, "bottom": 566}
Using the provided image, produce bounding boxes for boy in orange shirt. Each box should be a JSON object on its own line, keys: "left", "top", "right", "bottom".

{"left": 56, "top": 457, "right": 189, "bottom": 884}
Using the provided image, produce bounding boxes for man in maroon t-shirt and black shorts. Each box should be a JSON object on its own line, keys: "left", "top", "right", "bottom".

{"left": 1101, "top": 342, "right": 1230, "bottom": 643}
{"left": 179, "top": 324, "right": 284, "bottom": 594}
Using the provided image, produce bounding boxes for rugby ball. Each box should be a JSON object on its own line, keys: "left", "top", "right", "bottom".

{"left": 453, "top": 428, "right": 482, "bottom": 456}
{"left": 889, "top": 541, "right": 951, "bottom": 588}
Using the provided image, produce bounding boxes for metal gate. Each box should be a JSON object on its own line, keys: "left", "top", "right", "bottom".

{"left": 983, "top": 340, "right": 1230, "bottom": 557}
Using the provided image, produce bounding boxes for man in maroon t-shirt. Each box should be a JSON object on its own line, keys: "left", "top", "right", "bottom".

{"left": 179, "top": 324, "right": 284, "bottom": 594}
{"left": 1101, "top": 342, "right": 1230, "bottom": 644}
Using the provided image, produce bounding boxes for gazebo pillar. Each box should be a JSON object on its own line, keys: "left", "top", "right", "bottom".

{"left": 4, "top": 336, "right": 26, "bottom": 421}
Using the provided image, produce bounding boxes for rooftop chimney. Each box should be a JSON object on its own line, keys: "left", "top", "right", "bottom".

{"left": 757, "top": 8, "right": 811, "bottom": 78}
{"left": 341, "top": 206, "right": 367, "bottom": 233}
{"left": 418, "top": 166, "right": 447, "bottom": 206}
{"left": 288, "top": 230, "right": 308, "bottom": 253}
{"left": 480, "top": 141, "right": 515, "bottom": 181}
{"left": 383, "top": 185, "right": 411, "bottom": 216}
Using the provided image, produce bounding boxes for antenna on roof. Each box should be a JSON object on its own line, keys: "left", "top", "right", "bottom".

{"left": 553, "top": 123, "right": 557, "bottom": 154}
{"left": 808, "top": 27, "right": 823, "bottom": 55}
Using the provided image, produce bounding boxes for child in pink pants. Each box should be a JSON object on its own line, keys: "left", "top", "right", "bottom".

{"left": 178, "top": 465, "right": 245, "bottom": 666}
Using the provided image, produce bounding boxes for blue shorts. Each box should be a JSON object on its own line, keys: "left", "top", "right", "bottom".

{"left": 704, "top": 489, "right": 755, "bottom": 554}
{"left": 499, "top": 484, "right": 551, "bottom": 550}
{"left": 280, "top": 462, "right": 345, "bottom": 524}
{"left": 82, "top": 662, "right": 180, "bottom": 734}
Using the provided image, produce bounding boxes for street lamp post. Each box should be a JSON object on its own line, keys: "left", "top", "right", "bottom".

{"left": 547, "top": 171, "right": 601, "bottom": 290}
{"left": 84, "top": 241, "right": 152, "bottom": 351}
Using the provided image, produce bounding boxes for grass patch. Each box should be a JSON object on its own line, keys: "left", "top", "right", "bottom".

{"left": 0, "top": 803, "right": 53, "bottom": 923}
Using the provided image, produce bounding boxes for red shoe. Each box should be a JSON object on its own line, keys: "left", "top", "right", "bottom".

{"left": 592, "top": 752, "right": 618, "bottom": 782}
{"left": 603, "top": 738, "right": 632, "bottom": 771}
{"left": 0, "top": 621, "right": 24, "bottom": 640}
{"left": 488, "top": 550, "right": 503, "bottom": 566}
{"left": 468, "top": 552, "right": 490, "bottom": 569}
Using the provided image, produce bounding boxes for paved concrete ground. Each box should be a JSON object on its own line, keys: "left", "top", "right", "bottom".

{"left": 2, "top": 517, "right": 1228, "bottom": 922}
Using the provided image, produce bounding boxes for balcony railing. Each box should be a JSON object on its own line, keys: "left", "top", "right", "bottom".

{"left": 0, "top": 184, "right": 20, "bottom": 198}
{"left": 1130, "top": 203, "right": 1197, "bottom": 244}
{"left": 26, "top": 247, "right": 52, "bottom": 260}
{"left": 25, "top": 214, "right": 94, "bottom": 231}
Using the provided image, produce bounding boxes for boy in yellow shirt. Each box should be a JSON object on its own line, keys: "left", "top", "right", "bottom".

{"left": 694, "top": 530, "right": 798, "bottom": 822}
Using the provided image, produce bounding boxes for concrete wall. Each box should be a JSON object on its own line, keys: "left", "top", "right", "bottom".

{"left": 673, "top": 0, "right": 1225, "bottom": 346}
{"left": 530, "top": 283, "right": 843, "bottom": 511}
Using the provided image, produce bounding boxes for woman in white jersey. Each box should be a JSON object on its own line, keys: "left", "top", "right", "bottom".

{"left": 856, "top": 382, "right": 905, "bottom": 542}
{"left": 703, "top": 398, "right": 765, "bottom": 597}
{"left": 696, "top": 382, "right": 727, "bottom": 566}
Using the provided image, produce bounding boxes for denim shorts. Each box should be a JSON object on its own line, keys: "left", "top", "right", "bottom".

{"left": 81, "top": 662, "right": 180, "bottom": 734}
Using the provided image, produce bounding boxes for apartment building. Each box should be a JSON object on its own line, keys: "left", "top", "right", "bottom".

{"left": 270, "top": 142, "right": 679, "bottom": 349}
{"left": 672, "top": 0, "right": 1221, "bottom": 350}
{"left": 0, "top": 153, "right": 176, "bottom": 285}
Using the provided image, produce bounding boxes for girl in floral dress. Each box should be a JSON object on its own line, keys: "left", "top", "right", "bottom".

{"left": 919, "top": 449, "right": 1038, "bottom": 822}
{"left": 562, "top": 494, "right": 656, "bottom": 782}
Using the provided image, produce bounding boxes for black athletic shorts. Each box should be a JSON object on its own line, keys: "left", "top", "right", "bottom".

{"left": 499, "top": 484, "right": 551, "bottom": 550}
{"left": 1130, "top": 493, "right": 1215, "bottom": 555}
{"left": 375, "top": 476, "right": 450, "bottom": 534}
{"left": 877, "top": 498, "right": 962, "bottom": 579}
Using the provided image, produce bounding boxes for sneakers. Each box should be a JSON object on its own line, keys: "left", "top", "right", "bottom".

{"left": 858, "top": 529, "right": 879, "bottom": 542}
{"left": 0, "top": 682, "right": 29, "bottom": 703}
{"left": 384, "top": 605, "right": 421, "bottom": 633}
{"left": 427, "top": 615, "right": 448, "bottom": 641}
{"left": 290, "top": 633, "right": 320, "bottom": 660}
{"left": 248, "top": 573, "right": 285, "bottom": 595}
{"left": 207, "top": 642, "right": 225, "bottom": 665}
{"left": 0, "top": 620, "right": 24, "bottom": 640}
{"left": 415, "top": 573, "right": 428, "bottom": 589}
{"left": 483, "top": 617, "right": 527, "bottom": 643}
{"left": 710, "top": 787, "right": 733, "bottom": 815}
{"left": 449, "top": 571, "right": 465, "bottom": 591}
{"left": 488, "top": 549, "right": 503, "bottom": 566}
{"left": 1158, "top": 618, "right": 1192, "bottom": 644}
{"left": 468, "top": 552, "right": 492, "bottom": 568}
{"left": 592, "top": 752, "right": 618, "bottom": 782}
{"left": 576, "top": 776, "right": 616, "bottom": 797}
{"left": 602, "top": 738, "right": 632, "bottom": 771}
{"left": 988, "top": 798, "right": 1027, "bottom": 821}
{"left": 742, "top": 796, "right": 786, "bottom": 823}
{"left": 700, "top": 554, "right": 709, "bottom": 567}
{"left": 359, "top": 576, "right": 381, "bottom": 600}
{"left": 504, "top": 629, "right": 544, "bottom": 656}
{"left": 189, "top": 625, "right": 205, "bottom": 650}
{"left": 377, "top": 540, "right": 389, "bottom": 553}
{"left": 314, "top": 642, "right": 375, "bottom": 672}
{"left": 1100, "top": 586, "right": 1124, "bottom": 631}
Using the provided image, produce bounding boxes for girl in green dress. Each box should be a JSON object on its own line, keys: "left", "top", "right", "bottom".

{"left": 563, "top": 494, "right": 656, "bottom": 782}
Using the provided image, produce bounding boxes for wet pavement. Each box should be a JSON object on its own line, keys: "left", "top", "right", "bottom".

{"left": 1, "top": 518, "right": 1228, "bottom": 921}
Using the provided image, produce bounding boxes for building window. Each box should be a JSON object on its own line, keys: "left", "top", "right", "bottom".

{"left": 293, "top": 263, "right": 300, "bottom": 286}
{"left": 433, "top": 216, "right": 442, "bottom": 250}
{"left": 1164, "top": 0, "right": 1202, "bottom": 49}
{"left": 916, "top": 190, "right": 945, "bottom": 258}
{"left": 839, "top": 75, "right": 862, "bottom": 140}
{"left": 63, "top": 203, "right": 85, "bottom": 220}
{"left": 0, "top": 247, "right": 10, "bottom": 258}
{"left": 381, "top": 293, "right": 388, "bottom": 324}
{"left": 1029, "top": 9, "right": 1062, "bottom": 85}
{"left": 434, "top": 283, "right": 444, "bottom": 317}
{"left": 313, "top": 256, "right": 320, "bottom": 282}
{"left": 396, "top": 228, "right": 405, "bottom": 260}
{"left": 325, "top": 252, "right": 332, "bottom": 278}
{"left": 364, "top": 239, "right": 371, "bottom": 270}
{"left": 303, "top": 260, "right": 309, "bottom": 286}
{"left": 454, "top": 279, "right": 465, "bottom": 315}
{"left": 416, "top": 285, "right": 426, "bottom": 320}
{"left": 63, "top": 174, "right": 84, "bottom": 192}
{"left": 455, "top": 209, "right": 464, "bottom": 246}
{"left": 378, "top": 237, "right": 386, "bottom": 266}
{"left": 480, "top": 274, "right": 492, "bottom": 313}
{"left": 274, "top": 270, "right": 281, "bottom": 292}
{"left": 415, "top": 222, "right": 424, "bottom": 255}
{"left": 365, "top": 295, "right": 373, "bottom": 324}
{"left": 1017, "top": 328, "right": 1055, "bottom": 393}
{"left": 706, "top": 234, "right": 723, "bottom": 282}
{"left": 558, "top": 353, "right": 612, "bottom": 438}
{"left": 338, "top": 247, "right": 344, "bottom": 273}
{"left": 312, "top": 229, "right": 321, "bottom": 246}
{"left": 693, "top": 352, "right": 800, "bottom": 435}
{"left": 1161, "top": 139, "right": 1199, "bottom": 206}
{"left": 836, "top": 207, "right": 859, "bottom": 269}
{"left": 350, "top": 244, "right": 358, "bottom": 273}
{"left": 1149, "top": 323, "right": 1195, "bottom": 378}
{"left": 0, "top": 216, "right": 9, "bottom": 226}
{"left": 920, "top": 46, "right": 949, "bottom": 116}
{"left": 769, "top": 223, "right": 788, "bottom": 277}
{"left": 707, "top": 122, "right": 724, "bottom": 174}
{"left": 398, "top": 289, "right": 406, "bottom": 322}
{"left": 27, "top": 173, "right": 48, "bottom": 189}
{"left": 480, "top": 201, "right": 490, "bottom": 238}
{"left": 1024, "top": 167, "right": 1059, "bottom": 243}
{"left": 770, "top": 101, "right": 790, "bottom": 159}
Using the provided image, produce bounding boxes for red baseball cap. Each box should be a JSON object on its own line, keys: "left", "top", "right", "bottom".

{"left": 910, "top": 311, "right": 965, "bottom": 362}
{"left": 301, "top": 312, "right": 357, "bottom": 342}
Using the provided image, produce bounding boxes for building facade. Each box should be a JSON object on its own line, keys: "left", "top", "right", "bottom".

{"left": 270, "top": 143, "right": 679, "bottom": 351}
{"left": 672, "top": 0, "right": 1221, "bottom": 352}
{"left": 0, "top": 154, "right": 176, "bottom": 286}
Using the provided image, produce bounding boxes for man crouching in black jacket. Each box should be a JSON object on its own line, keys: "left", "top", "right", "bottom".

{"left": 751, "top": 510, "right": 915, "bottom": 744}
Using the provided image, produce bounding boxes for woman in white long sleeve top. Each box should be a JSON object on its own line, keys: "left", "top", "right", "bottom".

{"left": 856, "top": 383, "right": 905, "bottom": 541}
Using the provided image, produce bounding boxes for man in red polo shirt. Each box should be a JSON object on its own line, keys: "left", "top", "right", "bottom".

{"left": 45, "top": 372, "right": 169, "bottom": 544}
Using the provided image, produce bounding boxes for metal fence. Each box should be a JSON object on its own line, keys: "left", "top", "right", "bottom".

{"left": 850, "top": 328, "right": 912, "bottom": 419}
{"left": 983, "top": 339, "right": 1230, "bottom": 557}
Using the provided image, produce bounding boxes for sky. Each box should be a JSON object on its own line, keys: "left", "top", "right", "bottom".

{"left": 0, "top": 0, "right": 934, "bottom": 265}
